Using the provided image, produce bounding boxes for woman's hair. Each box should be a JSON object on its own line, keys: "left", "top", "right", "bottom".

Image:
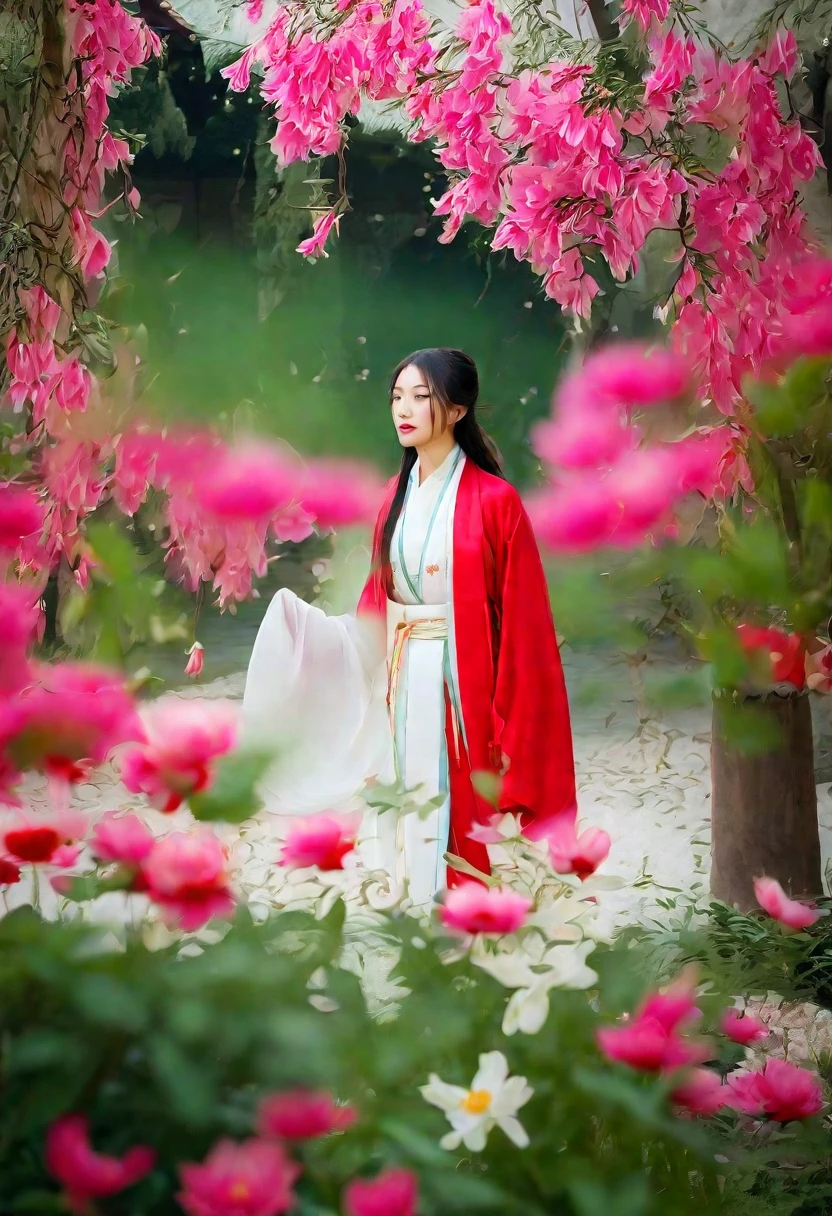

{"left": 379, "top": 347, "right": 504, "bottom": 576}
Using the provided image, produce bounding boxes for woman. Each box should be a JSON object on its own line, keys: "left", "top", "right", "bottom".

{"left": 243, "top": 349, "right": 575, "bottom": 904}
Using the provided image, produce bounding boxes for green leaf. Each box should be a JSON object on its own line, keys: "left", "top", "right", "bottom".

{"left": 379, "top": 1118, "right": 451, "bottom": 1167}
{"left": 443, "top": 853, "right": 499, "bottom": 886}
{"left": 190, "top": 747, "right": 275, "bottom": 823}
{"left": 427, "top": 1170, "right": 508, "bottom": 1209}
{"left": 471, "top": 769, "right": 502, "bottom": 806}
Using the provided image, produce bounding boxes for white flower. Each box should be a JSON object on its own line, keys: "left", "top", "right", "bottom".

{"left": 472, "top": 939, "right": 598, "bottom": 1035}
{"left": 420, "top": 1051, "right": 532, "bottom": 1151}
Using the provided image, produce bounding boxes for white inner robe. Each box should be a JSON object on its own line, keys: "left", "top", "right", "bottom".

{"left": 242, "top": 445, "right": 466, "bottom": 905}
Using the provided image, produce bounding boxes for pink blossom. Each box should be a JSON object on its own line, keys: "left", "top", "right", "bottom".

{"left": 256, "top": 1089, "right": 356, "bottom": 1139}
{"left": 111, "top": 429, "right": 160, "bottom": 515}
{"left": 1, "top": 808, "right": 88, "bottom": 865}
{"left": 185, "top": 642, "right": 205, "bottom": 679}
{"left": 440, "top": 881, "right": 532, "bottom": 936}
{"left": 532, "top": 411, "right": 632, "bottom": 472}
{"left": 576, "top": 343, "right": 690, "bottom": 411}
{"left": 807, "top": 643, "right": 832, "bottom": 694}
{"left": 726, "top": 1059, "right": 824, "bottom": 1122}
{"left": 296, "top": 210, "right": 341, "bottom": 258}
{"left": 197, "top": 444, "right": 299, "bottom": 524}
{"left": 736, "top": 626, "right": 806, "bottom": 690}
{"left": 53, "top": 357, "right": 91, "bottom": 414}
{"left": 0, "top": 582, "right": 38, "bottom": 695}
{"left": 758, "top": 29, "right": 798, "bottom": 78}
{"left": 547, "top": 822, "right": 611, "bottom": 880}
{"left": 45, "top": 1114, "right": 155, "bottom": 1211}
{"left": 90, "top": 811, "right": 155, "bottom": 866}
{"left": 298, "top": 460, "right": 383, "bottom": 529}
{"left": 619, "top": 0, "right": 669, "bottom": 33}
{"left": 672, "top": 1068, "right": 728, "bottom": 1116}
{"left": 272, "top": 504, "right": 316, "bottom": 544}
{"left": 753, "top": 876, "right": 821, "bottom": 931}
{"left": 178, "top": 1138, "right": 300, "bottom": 1216}
{"left": 527, "top": 482, "right": 618, "bottom": 554}
{"left": 120, "top": 700, "right": 238, "bottom": 813}
{"left": 279, "top": 814, "right": 358, "bottom": 871}
{"left": 0, "top": 484, "right": 45, "bottom": 554}
{"left": 5, "top": 663, "right": 141, "bottom": 781}
{"left": 598, "top": 978, "right": 706, "bottom": 1073}
{"left": 721, "top": 1010, "right": 769, "bottom": 1047}
{"left": 142, "top": 829, "right": 235, "bottom": 931}
{"left": 344, "top": 1168, "right": 418, "bottom": 1216}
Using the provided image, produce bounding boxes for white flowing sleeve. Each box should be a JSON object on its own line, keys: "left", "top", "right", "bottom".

{"left": 242, "top": 588, "right": 393, "bottom": 816}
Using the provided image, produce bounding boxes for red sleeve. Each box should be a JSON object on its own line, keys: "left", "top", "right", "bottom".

{"left": 357, "top": 480, "right": 396, "bottom": 618}
{"left": 490, "top": 492, "right": 576, "bottom": 829}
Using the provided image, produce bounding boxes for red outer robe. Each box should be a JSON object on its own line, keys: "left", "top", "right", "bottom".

{"left": 358, "top": 459, "right": 576, "bottom": 883}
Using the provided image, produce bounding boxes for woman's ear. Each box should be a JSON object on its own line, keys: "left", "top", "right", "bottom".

{"left": 451, "top": 405, "right": 468, "bottom": 424}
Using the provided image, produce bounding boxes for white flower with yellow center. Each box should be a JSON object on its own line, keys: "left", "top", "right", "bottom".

{"left": 420, "top": 1051, "right": 533, "bottom": 1151}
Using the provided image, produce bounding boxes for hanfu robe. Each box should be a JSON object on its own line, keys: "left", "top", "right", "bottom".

{"left": 242, "top": 448, "right": 576, "bottom": 900}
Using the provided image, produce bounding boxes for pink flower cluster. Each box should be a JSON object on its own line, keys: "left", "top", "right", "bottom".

{"left": 529, "top": 341, "right": 727, "bottom": 552}
{"left": 230, "top": 0, "right": 818, "bottom": 423}
{"left": 44, "top": 1093, "right": 418, "bottom": 1216}
{"left": 598, "top": 975, "right": 825, "bottom": 1122}
{"left": 120, "top": 700, "right": 238, "bottom": 813}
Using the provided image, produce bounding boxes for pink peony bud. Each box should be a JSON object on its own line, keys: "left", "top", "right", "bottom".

{"left": 90, "top": 811, "right": 156, "bottom": 866}
{"left": 184, "top": 641, "right": 205, "bottom": 679}
{"left": 256, "top": 1089, "right": 356, "bottom": 1139}
{"left": 598, "top": 977, "right": 706, "bottom": 1073}
{"left": 736, "top": 625, "right": 806, "bottom": 690}
{"left": 178, "top": 1137, "right": 300, "bottom": 1216}
{"left": 721, "top": 1010, "right": 769, "bottom": 1047}
{"left": 726, "top": 1058, "right": 824, "bottom": 1122}
{"left": 2, "top": 809, "right": 88, "bottom": 865}
{"left": 120, "top": 700, "right": 237, "bottom": 813}
{"left": 753, "top": 876, "right": 821, "bottom": 931}
{"left": 440, "top": 881, "right": 532, "bottom": 937}
{"left": 279, "top": 814, "right": 358, "bottom": 871}
{"left": 142, "top": 829, "right": 235, "bottom": 932}
{"left": 546, "top": 822, "right": 611, "bottom": 880}
{"left": 45, "top": 1113, "right": 155, "bottom": 1208}
{"left": 343, "top": 1167, "right": 418, "bottom": 1216}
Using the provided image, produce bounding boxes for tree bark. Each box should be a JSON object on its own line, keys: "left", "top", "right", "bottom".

{"left": 711, "top": 691, "right": 822, "bottom": 909}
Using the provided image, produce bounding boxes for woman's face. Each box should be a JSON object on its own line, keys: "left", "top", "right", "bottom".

{"left": 391, "top": 363, "right": 438, "bottom": 449}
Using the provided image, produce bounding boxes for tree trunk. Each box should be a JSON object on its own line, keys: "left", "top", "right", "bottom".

{"left": 711, "top": 691, "right": 822, "bottom": 910}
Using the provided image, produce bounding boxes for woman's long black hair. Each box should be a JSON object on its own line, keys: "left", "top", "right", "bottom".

{"left": 379, "top": 348, "right": 504, "bottom": 575}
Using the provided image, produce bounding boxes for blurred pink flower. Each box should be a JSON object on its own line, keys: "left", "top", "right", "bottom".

{"left": 440, "top": 881, "right": 532, "bottom": 936}
{"left": 672, "top": 1068, "right": 728, "bottom": 1116}
{"left": 198, "top": 444, "right": 299, "bottom": 523}
{"left": 726, "top": 1058, "right": 824, "bottom": 1122}
{"left": 178, "top": 1137, "right": 299, "bottom": 1216}
{"left": 90, "top": 811, "right": 155, "bottom": 866}
{"left": 185, "top": 641, "right": 205, "bottom": 679}
{"left": 527, "top": 482, "right": 618, "bottom": 554}
{"left": 298, "top": 460, "right": 383, "bottom": 530}
{"left": 280, "top": 814, "right": 358, "bottom": 871}
{"left": 0, "top": 484, "right": 45, "bottom": 554}
{"left": 547, "top": 822, "right": 611, "bottom": 880}
{"left": 142, "top": 829, "right": 235, "bottom": 931}
{"left": 5, "top": 662, "right": 141, "bottom": 781}
{"left": 753, "top": 876, "right": 821, "bottom": 931}
{"left": 597, "top": 978, "right": 706, "bottom": 1073}
{"left": 0, "top": 582, "right": 38, "bottom": 695}
{"left": 564, "top": 343, "right": 689, "bottom": 412}
{"left": 256, "top": 1089, "right": 356, "bottom": 1139}
{"left": 807, "top": 643, "right": 832, "bottom": 694}
{"left": 721, "top": 1010, "right": 769, "bottom": 1046}
{"left": 531, "top": 411, "right": 632, "bottom": 472}
{"left": 296, "top": 210, "right": 341, "bottom": 258}
{"left": 45, "top": 1113, "right": 155, "bottom": 1211}
{"left": 344, "top": 1168, "right": 418, "bottom": 1216}
{"left": 272, "top": 504, "right": 316, "bottom": 544}
{"left": 759, "top": 28, "right": 798, "bottom": 77}
{"left": 2, "top": 808, "right": 88, "bottom": 864}
{"left": 120, "top": 700, "right": 238, "bottom": 813}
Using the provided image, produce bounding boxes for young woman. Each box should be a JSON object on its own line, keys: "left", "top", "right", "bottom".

{"left": 243, "top": 348, "right": 575, "bottom": 904}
